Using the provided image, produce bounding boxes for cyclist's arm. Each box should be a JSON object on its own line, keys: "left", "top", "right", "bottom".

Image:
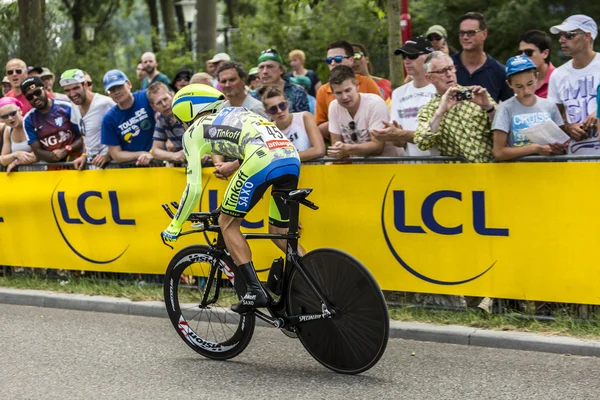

{"left": 163, "top": 130, "right": 210, "bottom": 239}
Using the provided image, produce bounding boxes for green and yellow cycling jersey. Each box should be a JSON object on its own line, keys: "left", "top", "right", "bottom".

{"left": 162, "top": 106, "right": 300, "bottom": 241}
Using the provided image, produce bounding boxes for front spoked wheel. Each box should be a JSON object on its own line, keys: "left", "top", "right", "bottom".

{"left": 287, "top": 249, "right": 389, "bottom": 374}
{"left": 164, "top": 245, "right": 255, "bottom": 360}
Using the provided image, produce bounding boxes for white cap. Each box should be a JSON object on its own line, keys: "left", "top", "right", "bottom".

{"left": 208, "top": 53, "right": 231, "bottom": 64}
{"left": 2, "top": 76, "right": 9, "bottom": 84}
{"left": 550, "top": 14, "right": 598, "bottom": 40}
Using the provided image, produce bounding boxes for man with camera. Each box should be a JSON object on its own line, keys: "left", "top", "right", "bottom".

{"left": 413, "top": 51, "right": 496, "bottom": 163}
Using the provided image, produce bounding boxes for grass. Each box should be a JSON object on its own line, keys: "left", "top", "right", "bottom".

{"left": 2, "top": 272, "right": 600, "bottom": 339}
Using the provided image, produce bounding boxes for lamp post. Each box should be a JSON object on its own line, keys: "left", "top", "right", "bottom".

{"left": 176, "top": 0, "right": 196, "bottom": 53}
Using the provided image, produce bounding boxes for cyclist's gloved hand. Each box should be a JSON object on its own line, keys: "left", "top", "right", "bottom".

{"left": 161, "top": 224, "right": 181, "bottom": 243}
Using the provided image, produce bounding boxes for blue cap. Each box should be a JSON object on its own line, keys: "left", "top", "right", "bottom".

{"left": 505, "top": 55, "right": 537, "bottom": 77}
{"left": 103, "top": 69, "right": 128, "bottom": 92}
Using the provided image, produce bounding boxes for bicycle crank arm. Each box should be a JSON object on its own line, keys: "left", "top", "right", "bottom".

{"left": 254, "top": 310, "right": 285, "bottom": 329}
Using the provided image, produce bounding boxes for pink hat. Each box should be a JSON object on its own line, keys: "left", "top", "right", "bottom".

{"left": 0, "top": 96, "right": 23, "bottom": 109}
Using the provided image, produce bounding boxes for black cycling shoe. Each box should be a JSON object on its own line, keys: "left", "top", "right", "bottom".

{"left": 231, "top": 261, "right": 270, "bottom": 314}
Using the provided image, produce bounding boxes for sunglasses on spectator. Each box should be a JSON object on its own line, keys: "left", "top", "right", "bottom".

{"left": 25, "top": 88, "right": 43, "bottom": 100}
{"left": 175, "top": 76, "right": 190, "bottom": 82}
{"left": 249, "top": 75, "right": 260, "bottom": 81}
{"left": 349, "top": 121, "right": 358, "bottom": 141}
{"left": 428, "top": 34, "right": 443, "bottom": 41}
{"left": 428, "top": 65, "right": 456, "bottom": 75}
{"left": 325, "top": 56, "right": 351, "bottom": 64}
{"left": 517, "top": 49, "right": 535, "bottom": 57}
{"left": 266, "top": 101, "right": 288, "bottom": 115}
{"left": 86, "top": 81, "right": 93, "bottom": 87}
{"left": 353, "top": 52, "right": 364, "bottom": 60}
{"left": 458, "top": 30, "right": 482, "bottom": 37}
{"left": 402, "top": 53, "right": 424, "bottom": 60}
{"left": 0, "top": 110, "right": 18, "bottom": 119}
{"left": 261, "top": 48, "right": 279, "bottom": 55}
{"left": 6, "top": 69, "right": 23, "bottom": 75}
{"left": 558, "top": 31, "right": 586, "bottom": 40}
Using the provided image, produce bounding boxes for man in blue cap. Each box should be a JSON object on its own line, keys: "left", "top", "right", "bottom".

{"left": 492, "top": 55, "right": 566, "bottom": 161}
{"left": 100, "top": 69, "right": 156, "bottom": 165}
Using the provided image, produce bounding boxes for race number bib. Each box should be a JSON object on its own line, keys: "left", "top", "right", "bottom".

{"left": 253, "top": 121, "right": 294, "bottom": 151}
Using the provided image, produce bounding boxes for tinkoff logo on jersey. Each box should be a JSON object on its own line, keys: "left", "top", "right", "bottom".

{"left": 204, "top": 125, "right": 241, "bottom": 142}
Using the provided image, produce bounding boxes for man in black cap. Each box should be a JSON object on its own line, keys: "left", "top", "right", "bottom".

{"left": 21, "top": 76, "right": 84, "bottom": 167}
{"left": 372, "top": 36, "right": 439, "bottom": 156}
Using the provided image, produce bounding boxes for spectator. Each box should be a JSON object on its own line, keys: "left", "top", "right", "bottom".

{"left": 547, "top": 15, "right": 600, "bottom": 155}
{"left": 170, "top": 67, "right": 192, "bottom": 93}
{"left": 290, "top": 76, "right": 316, "bottom": 114}
{"left": 492, "top": 56, "right": 566, "bottom": 161}
{"left": 136, "top": 62, "right": 146, "bottom": 83}
{"left": 315, "top": 40, "right": 382, "bottom": 139}
{"left": 413, "top": 51, "right": 496, "bottom": 163}
{"left": 425, "top": 25, "right": 457, "bottom": 55}
{"left": 146, "top": 82, "right": 186, "bottom": 164}
{"left": 247, "top": 67, "right": 261, "bottom": 90}
{"left": 451, "top": 12, "right": 513, "bottom": 102}
{"left": 285, "top": 49, "right": 321, "bottom": 97}
{"left": 207, "top": 53, "right": 231, "bottom": 88}
{"left": 2, "top": 76, "right": 10, "bottom": 96}
{"left": 140, "top": 52, "right": 171, "bottom": 90}
{"left": 60, "top": 69, "right": 115, "bottom": 169}
{"left": 40, "top": 68, "right": 69, "bottom": 101}
{"left": 250, "top": 48, "right": 309, "bottom": 114}
{"left": 261, "top": 86, "right": 325, "bottom": 161}
{"left": 5, "top": 58, "right": 50, "bottom": 114}
{"left": 217, "top": 62, "right": 267, "bottom": 118}
{"left": 205, "top": 59, "right": 217, "bottom": 86}
{"left": 372, "top": 36, "right": 438, "bottom": 156}
{"left": 101, "top": 69, "right": 155, "bottom": 165}
{"left": 82, "top": 71, "right": 94, "bottom": 92}
{"left": 27, "top": 66, "right": 43, "bottom": 77}
{"left": 352, "top": 43, "right": 392, "bottom": 100}
{"left": 0, "top": 97, "right": 36, "bottom": 173}
{"left": 21, "top": 76, "right": 84, "bottom": 168}
{"left": 326, "top": 66, "right": 394, "bottom": 158}
{"left": 518, "top": 30, "right": 555, "bottom": 99}
{"left": 190, "top": 72, "right": 213, "bottom": 86}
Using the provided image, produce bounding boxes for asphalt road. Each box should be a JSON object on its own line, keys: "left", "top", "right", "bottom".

{"left": 2, "top": 304, "right": 600, "bottom": 400}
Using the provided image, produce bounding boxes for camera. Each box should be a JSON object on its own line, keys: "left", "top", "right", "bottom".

{"left": 455, "top": 89, "right": 473, "bottom": 101}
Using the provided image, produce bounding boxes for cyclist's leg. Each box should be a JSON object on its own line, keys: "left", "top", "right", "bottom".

{"left": 268, "top": 178, "right": 306, "bottom": 256}
{"left": 218, "top": 213, "right": 250, "bottom": 266}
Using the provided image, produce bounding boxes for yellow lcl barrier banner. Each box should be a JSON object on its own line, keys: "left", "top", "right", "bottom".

{"left": 0, "top": 163, "right": 599, "bottom": 305}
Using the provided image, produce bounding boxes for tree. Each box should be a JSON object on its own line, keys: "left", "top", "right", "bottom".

{"left": 196, "top": 0, "right": 217, "bottom": 59}
{"left": 18, "top": 0, "right": 47, "bottom": 66}
{"left": 160, "top": 0, "right": 177, "bottom": 43}
{"left": 145, "top": 0, "right": 160, "bottom": 52}
{"left": 386, "top": 0, "right": 403, "bottom": 89}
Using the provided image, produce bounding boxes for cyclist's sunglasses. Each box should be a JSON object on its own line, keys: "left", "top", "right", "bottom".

{"left": 325, "top": 56, "right": 351, "bottom": 65}
{"left": 517, "top": 49, "right": 535, "bottom": 57}
{"left": 266, "top": 101, "right": 288, "bottom": 115}
{"left": 6, "top": 69, "right": 23, "bottom": 75}
{"left": 349, "top": 120, "right": 358, "bottom": 141}
{"left": 0, "top": 110, "right": 18, "bottom": 119}
{"left": 25, "top": 88, "right": 43, "bottom": 101}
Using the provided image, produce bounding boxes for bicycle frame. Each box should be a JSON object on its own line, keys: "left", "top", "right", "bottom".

{"left": 162, "top": 191, "right": 336, "bottom": 331}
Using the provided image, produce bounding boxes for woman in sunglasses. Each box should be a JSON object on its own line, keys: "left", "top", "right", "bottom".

{"left": 0, "top": 97, "right": 36, "bottom": 173}
{"left": 261, "top": 86, "right": 325, "bottom": 161}
{"left": 170, "top": 67, "right": 192, "bottom": 93}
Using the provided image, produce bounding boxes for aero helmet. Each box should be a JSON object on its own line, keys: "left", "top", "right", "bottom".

{"left": 171, "top": 83, "right": 225, "bottom": 123}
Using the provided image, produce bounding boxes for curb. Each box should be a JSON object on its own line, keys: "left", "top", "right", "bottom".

{"left": 3, "top": 287, "right": 600, "bottom": 357}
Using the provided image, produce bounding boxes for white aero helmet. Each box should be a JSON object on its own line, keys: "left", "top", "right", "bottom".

{"left": 171, "top": 83, "right": 225, "bottom": 123}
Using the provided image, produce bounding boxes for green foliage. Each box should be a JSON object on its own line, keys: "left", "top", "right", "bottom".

{"left": 230, "top": 0, "right": 390, "bottom": 81}
{"left": 0, "top": 2, "right": 19, "bottom": 68}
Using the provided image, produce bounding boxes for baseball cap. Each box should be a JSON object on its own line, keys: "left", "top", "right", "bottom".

{"left": 103, "top": 69, "right": 129, "bottom": 92}
{"left": 40, "top": 67, "right": 54, "bottom": 78}
{"left": 394, "top": 36, "right": 435, "bottom": 56}
{"left": 425, "top": 25, "right": 448, "bottom": 39}
{"left": 258, "top": 49, "right": 284, "bottom": 65}
{"left": 290, "top": 76, "right": 311, "bottom": 91}
{"left": 59, "top": 69, "right": 86, "bottom": 87}
{"left": 20, "top": 76, "right": 44, "bottom": 94}
{"left": 208, "top": 53, "right": 231, "bottom": 64}
{"left": 248, "top": 67, "right": 259, "bottom": 76}
{"left": 505, "top": 55, "right": 537, "bottom": 77}
{"left": 2, "top": 76, "right": 9, "bottom": 84}
{"left": 27, "top": 66, "right": 43, "bottom": 75}
{"left": 550, "top": 14, "right": 598, "bottom": 40}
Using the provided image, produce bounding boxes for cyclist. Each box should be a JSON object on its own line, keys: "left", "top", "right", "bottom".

{"left": 161, "top": 84, "right": 302, "bottom": 313}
